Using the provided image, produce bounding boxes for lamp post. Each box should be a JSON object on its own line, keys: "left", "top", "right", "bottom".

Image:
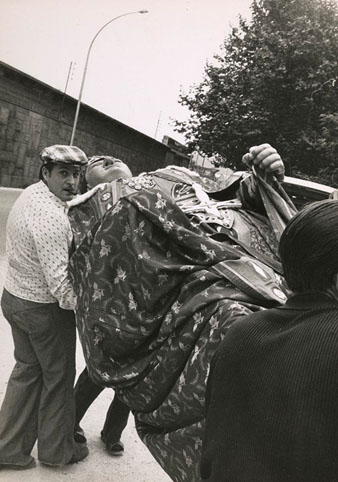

{"left": 70, "top": 9, "right": 148, "bottom": 145}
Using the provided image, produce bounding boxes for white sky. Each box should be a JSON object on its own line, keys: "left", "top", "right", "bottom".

{"left": 0, "top": 0, "right": 253, "bottom": 143}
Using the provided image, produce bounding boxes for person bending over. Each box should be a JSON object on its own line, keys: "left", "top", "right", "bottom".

{"left": 201, "top": 199, "right": 338, "bottom": 482}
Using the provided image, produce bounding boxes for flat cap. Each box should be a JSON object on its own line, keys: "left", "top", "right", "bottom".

{"left": 40, "top": 145, "right": 88, "bottom": 166}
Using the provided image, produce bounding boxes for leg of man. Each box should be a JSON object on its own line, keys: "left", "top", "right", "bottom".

{"left": 0, "top": 290, "right": 77, "bottom": 466}
{"left": 101, "top": 393, "right": 130, "bottom": 454}
{"left": 36, "top": 305, "right": 77, "bottom": 465}
{"left": 74, "top": 367, "right": 104, "bottom": 428}
{"left": 0, "top": 292, "right": 41, "bottom": 467}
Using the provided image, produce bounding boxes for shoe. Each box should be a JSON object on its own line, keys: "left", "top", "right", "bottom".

{"left": 68, "top": 442, "right": 89, "bottom": 464}
{"left": 100, "top": 431, "right": 124, "bottom": 456}
{"left": 74, "top": 425, "right": 87, "bottom": 444}
{"left": 0, "top": 459, "right": 36, "bottom": 470}
{"left": 106, "top": 440, "right": 124, "bottom": 456}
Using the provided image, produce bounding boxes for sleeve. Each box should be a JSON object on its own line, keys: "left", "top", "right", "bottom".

{"left": 237, "top": 172, "right": 266, "bottom": 214}
{"left": 237, "top": 171, "right": 283, "bottom": 215}
{"left": 31, "top": 211, "right": 77, "bottom": 310}
{"left": 201, "top": 322, "right": 248, "bottom": 480}
{"left": 67, "top": 183, "right": 107, "bottom": 208}
{"left": 205, "top": 317, "right": 253, "bottom": 414}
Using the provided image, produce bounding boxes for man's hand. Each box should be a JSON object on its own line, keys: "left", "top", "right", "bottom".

{"left": 67, "top": 183, "right": 106, "bottom": 208}
{"left": 242, "top": 143, "right": 285, "bottom": 181}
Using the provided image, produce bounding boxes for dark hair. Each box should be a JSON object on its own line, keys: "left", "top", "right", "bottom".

{"left": 78, "top": 171, "right": 88, "bottom": 194}
{"left": 279, "top": 200, "right": 338, "bottom": 293}
{"left": 38, "top": 162, "right": 54, "bottom": 180}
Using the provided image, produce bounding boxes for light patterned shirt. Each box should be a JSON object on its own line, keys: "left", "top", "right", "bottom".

{"left": 5, "top": 181, "right": 76, "bottom": 310}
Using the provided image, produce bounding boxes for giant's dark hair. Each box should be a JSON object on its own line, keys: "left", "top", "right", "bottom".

{"left": 279, "top": 200, "right": 338, "bottom": 293}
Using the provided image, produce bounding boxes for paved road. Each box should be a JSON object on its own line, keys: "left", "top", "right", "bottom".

{"left": 0, "top": 188, "right": 170, "bottom": 482}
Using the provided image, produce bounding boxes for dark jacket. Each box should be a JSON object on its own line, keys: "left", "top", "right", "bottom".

{"left": 200, "top": 292, "right": 338, "bottom": 482}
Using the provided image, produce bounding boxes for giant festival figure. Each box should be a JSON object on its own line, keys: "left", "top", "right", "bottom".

{"left": 68, "top": 143, "right": 296, "bottom": 482}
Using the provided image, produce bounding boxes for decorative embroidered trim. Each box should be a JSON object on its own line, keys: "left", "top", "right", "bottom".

{"left": 121, "top": 175, "right": 156, "bottom": 190}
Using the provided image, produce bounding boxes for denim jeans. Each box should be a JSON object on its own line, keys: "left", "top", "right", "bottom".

{"left": 0, "top": 289, "right": 76, "bottom": 466}
{"left": 75, "top": 367, "right": 130, "bottom": 444}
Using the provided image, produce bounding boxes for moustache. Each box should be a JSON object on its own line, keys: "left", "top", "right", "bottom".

{"left": 64, "top": 187, "right": 77, "bottom": 195}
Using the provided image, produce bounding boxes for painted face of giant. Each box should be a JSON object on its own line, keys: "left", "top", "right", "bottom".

{"left": 85, "top": 156, "right": 132, "bottom": 188}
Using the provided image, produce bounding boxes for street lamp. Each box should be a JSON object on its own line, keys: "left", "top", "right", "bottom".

{"left": 70, "top": 9, "right": 149, "bottom": 145}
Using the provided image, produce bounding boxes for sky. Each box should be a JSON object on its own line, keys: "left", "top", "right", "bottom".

{"left": 0, "top": 0, "right": 253, "bottom": 144}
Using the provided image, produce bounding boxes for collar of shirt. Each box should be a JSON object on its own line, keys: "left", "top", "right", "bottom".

{"left": 280, "top": 292, "right": 338, "bottom": 311}
{"left": 38, "top": 180, "right": 70, "bottom": 213}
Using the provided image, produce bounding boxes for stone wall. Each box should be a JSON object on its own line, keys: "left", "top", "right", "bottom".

{"left": 0, "top": 62, "right": 188, "bottom": 188}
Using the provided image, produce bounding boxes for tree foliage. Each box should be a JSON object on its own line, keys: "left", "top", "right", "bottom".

{"left": 176, "top": 0, "right": 338, "bottom": 178}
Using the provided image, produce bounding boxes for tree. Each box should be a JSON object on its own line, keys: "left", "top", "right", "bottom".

{"left": 176, "top": 0, "right": 338, "bottom": 178}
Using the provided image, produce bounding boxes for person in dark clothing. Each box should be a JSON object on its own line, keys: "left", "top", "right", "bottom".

{"left": 200, "top": 199, "right": 338, "bottom": 482}
{"left": 74, "top": 368, "right": 130, "bottom": 455}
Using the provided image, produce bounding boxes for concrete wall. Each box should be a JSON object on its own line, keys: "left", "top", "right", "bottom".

{"left": 0, "top": 62, "right": 188, "bottom": 188}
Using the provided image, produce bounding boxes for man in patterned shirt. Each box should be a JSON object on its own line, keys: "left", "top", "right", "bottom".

{"left": 0, "top": 145, "right": 89, "bottom": 470}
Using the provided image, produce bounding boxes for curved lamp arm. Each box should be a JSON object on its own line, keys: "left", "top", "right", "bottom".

{"left": 70, "top": 9, "right": 148, "bottom": 145}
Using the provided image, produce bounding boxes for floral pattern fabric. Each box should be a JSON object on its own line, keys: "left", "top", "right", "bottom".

{"left": 69, "top": 182, "right": 288, "bottom": 482}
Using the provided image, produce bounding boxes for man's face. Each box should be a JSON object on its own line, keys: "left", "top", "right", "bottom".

{"left": 43, "top": 163, "right": 81, "bottom": 201}
{"left": 86, "top": 157, "right": 132, "bottom": 188}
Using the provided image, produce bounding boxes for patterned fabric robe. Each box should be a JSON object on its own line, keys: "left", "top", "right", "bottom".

{"left": 69, "top": 169, "right": 295, "bottom": 482}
